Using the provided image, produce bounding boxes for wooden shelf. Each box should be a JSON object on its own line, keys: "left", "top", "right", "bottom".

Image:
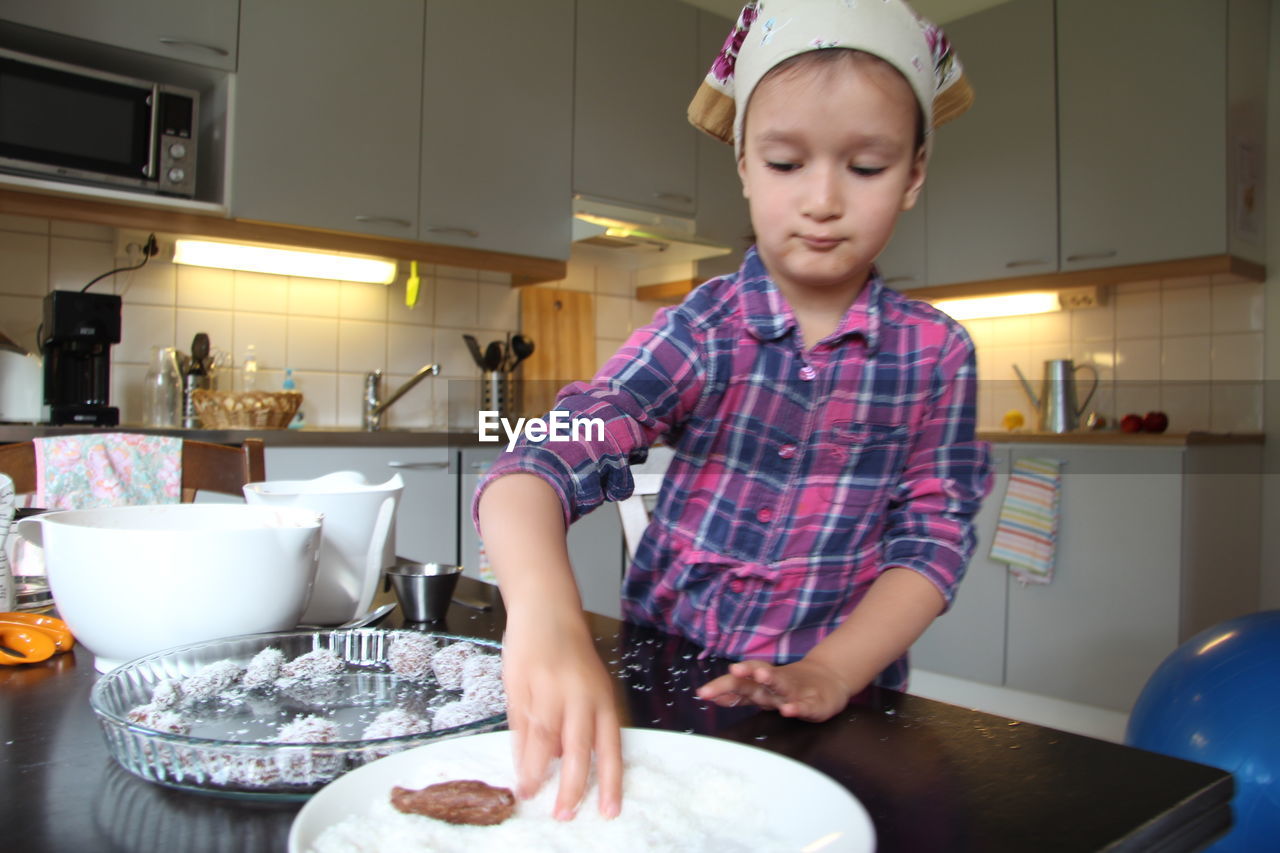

{"left": 901, "top": 255, "right": 1265, "bottom": 301}
{"left": 0, "top": 186, "right": 567, "bottom": 286}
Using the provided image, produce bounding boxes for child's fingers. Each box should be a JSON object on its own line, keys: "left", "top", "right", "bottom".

{"left": 552, "top": 707, "right": 595, "bottom": 820}
{"left": 594, "top": 707, "right": 624, "bottom": 819}
{"left": 513, "top": 706, "right": 560, "bottom": 801}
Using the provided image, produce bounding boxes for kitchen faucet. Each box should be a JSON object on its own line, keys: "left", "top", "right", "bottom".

{"left": 363, "top": 364, "right": 440, "bottom": 431}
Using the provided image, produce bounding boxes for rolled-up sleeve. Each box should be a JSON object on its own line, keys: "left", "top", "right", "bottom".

{"left": 472, "top": 304, "right": 708, "bottom": 533}
{"left": 881, "top": 325, "right": 993, "bottom": 608}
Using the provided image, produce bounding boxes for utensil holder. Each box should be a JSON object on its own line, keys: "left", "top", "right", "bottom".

{"left": 480, "top": 371, "right": 514, "bottom": 421}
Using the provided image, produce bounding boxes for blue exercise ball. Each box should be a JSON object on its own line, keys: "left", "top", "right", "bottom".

{"left": 1126, "top": 610, "right": 1280, "bottom": 852}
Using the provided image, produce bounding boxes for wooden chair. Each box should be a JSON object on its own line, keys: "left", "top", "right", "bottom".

{"left": 0, "top": 436, "right": 266, "bottom": 504}
{"left": 617, "top": 445, "right": 675, "bottom": 560}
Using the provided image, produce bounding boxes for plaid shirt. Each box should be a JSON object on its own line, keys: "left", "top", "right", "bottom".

{"left": 476, "top": 248, "right": 992, "bottom": 689}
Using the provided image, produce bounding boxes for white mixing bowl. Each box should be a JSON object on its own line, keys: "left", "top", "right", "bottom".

{"left": 15, "top": 504, "right": 323, "bottom": 672}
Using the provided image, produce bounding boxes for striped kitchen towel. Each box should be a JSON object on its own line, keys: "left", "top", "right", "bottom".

{"left": 989, "top": 457, "right": 1063, "bottom": 585}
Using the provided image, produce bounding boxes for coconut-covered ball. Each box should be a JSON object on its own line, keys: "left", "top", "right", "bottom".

{"left": 431, "top": 699, "right": 493, "bottom": 731}
{"left": 275, "top": 714, "right": 340, "bottom": 744}
{"left": 150, "top": 678, "right": 184, "bottom": 709}
{"left": 387, "top": 632, "right": 436, "bottom": 681}
{"left": 278, "top": 648, "right": 344, "bottom": 684}
{"left": 127, "top": 704, "right": 191, "bottom": 735}
{"left": 242, "top": 647, "right": 285, "bottom": 689}
{"left": 460, "top": 654, "right": 506, "bottom": 714}
{"left": 362, "top": 708, "right": 431, "bottom": 740}
{"left": 430, "top": 641, "right": 480, "bottom": 691}
{"left": 181, "top": 660, "right": 244, "bottom": 701}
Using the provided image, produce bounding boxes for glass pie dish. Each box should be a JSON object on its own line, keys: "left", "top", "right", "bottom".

{"left": 89, "top": 628, "right": 506, "bottom": 801}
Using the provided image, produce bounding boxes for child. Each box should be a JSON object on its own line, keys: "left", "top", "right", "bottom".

{"left": 475, "top": 0, "right": 991, "bottom": 821}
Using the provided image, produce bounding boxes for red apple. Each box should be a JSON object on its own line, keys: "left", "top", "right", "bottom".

{"left": 1120, "top": 413, "right": 1144, "bottom": 433}
{"left": 1143, "top": 411, "right": 1169, "bottom": 433}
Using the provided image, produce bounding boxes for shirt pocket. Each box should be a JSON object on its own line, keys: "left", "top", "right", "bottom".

{"left": 817, "top": 421, "right": 911, "bottom": 506}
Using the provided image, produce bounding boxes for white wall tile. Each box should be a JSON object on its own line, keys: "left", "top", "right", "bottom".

{"left": 987, "top": 315, "right": 1033, "bottom": 347}
{"left": 1029, "top": 341, "right": 1073, "bottom": 368}
{"left": 436, "top": 265, "right": 479, "bottom": 281}
{"left": 234, "top": 271, "right": 290, "bottom": 314}
{"left": 1162, "top": 335, "right": 1212, "bottom": 381}
{"left": 0, "top": 295, "right": 43, "bottom": 353}
{"left": 959, "top": 318, "right": 991, "bottom": 348}
{"left": 477, "top": 281, "right": 518, "bottom": 331}
{"left": 436, "top": 330, "right": 483, "bottom": 379}
{"left": 478, "top": 270, "right": 512, "bottom": 285}
{"left": 1114, "top": 381, "right": 1161, "bottom": 419}
{"left": 335, "top": 372, "right": 366, "bottom": 428}
{"left": 982, "top": 344, "right": 1032, "bottom": 383}
{"left": 387, "top": 323, "right": 435, "bottom": 376}
{"left": 1160, "top": 282, "right": 1211, "bottom": 337}
{"left": 1114, "top": 337, "right": 1161, "bottom": 381}
{"left": 597, "top": 338, "right": 626, "bottom": 372}
{"left": 111, "top": 363, "right": 147, "bottom": 425}
{"left": 1211, "top": 282, "right": 1264, "bottom": 333}
{"left": 434, "top": 277, "right": 478, "bottom": 327}
{"left": 117, "top": 304, "right": 176, "bottom": 364}
{"left": 1211, "top": 332, "right": 1264, "bottom": 381}
{"left": 1028, "top": 311, "right": 1072, "bottom": 344}
{"left": 176, "top": 265, "right": 234, "bottom": 309}
{"left": 631, "top": 299, "right": 664, "bottom": 331}
{"left": 558, "top": 257, "right": 596, "bottom": 293}
{"left": 293, "top": 371, "right": 338, "bottom": 427}
{"left": 1210, "top": 383, "right": 1263, "bottom": 432}
{"left": 595, "top": 264, "right": 632, "bottom": 297}
{"left": 596, "top": 295, "right": 634, "bottom": 339}
{"left": 288, "top": 278, "right": 340, "bottom": 317}
{"left": 1113, "top": 289, "right": 1161, "bottom": 339}
{"left": 1071, "top": 303, "right": 1115, "bottom": 343}
{"left": 175, "top": 309, "right": 233, "bottom": 359}
{"left": 381, "top": 374, "right": 435, "bottom": 429}
{"left": 337, "top": 319, "right": 386, "bottom": 374}
{"left": 340, "top": 282, "right": 388, "bottom": 322}
{"left": 233, "top": 313, "right": 289, "bottom": 373}
{"left": 118, "top": 258, "right": 176, "bottom": 306}
{"left": 287, "top": 316, "right": 339, "bottom": 371}
{"left": 0, "top": 231, "right": 48, "bottom": 297}
{"left": 1070, "top": 342, "right": 1115, "bottom": 378}
{"left": 50, "top": 237, "right": 114, "bottom": 293}
{"left": 1160, "top": 382, "right": 1212, "bottom": 432}
{"left": 387, "top": 274, "right": 435, "bottom": 326}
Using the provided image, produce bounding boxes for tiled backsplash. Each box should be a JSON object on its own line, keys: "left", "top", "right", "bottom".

{"left": 0, "top": 214, "right": 1265, "bottom": 433}
{"left": 0, "top": 215, "right": 518, "bottom": 429}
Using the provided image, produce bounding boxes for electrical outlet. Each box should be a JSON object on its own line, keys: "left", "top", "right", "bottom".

{"left": 1058, "top": 285, "right": 1105, "bottom": 310}
{"left": 114, "top": 229, "right": 174, "bottom": 262}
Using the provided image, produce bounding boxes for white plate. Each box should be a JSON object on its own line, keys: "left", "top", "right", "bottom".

{"left": 289, "top": 728, "right": 874, "bottom": 852}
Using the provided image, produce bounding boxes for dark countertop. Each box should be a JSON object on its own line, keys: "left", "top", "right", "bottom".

{"left": 0, "top": 578, "right": 1232, "bottom": 852}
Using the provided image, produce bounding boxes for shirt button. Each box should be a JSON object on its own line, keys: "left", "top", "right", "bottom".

{"left": 798, "top": 365, "right": 816, "bottom": 381}
{"left": 730, "top": 579, "right": 746, "bottom": 593}
{"left": 756, "top": 506, "right": 774, "bottom": 523}
{"left": 777, "top": 444, "right": 796, "bottom": 459}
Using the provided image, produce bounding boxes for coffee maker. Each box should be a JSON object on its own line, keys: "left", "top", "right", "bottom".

{"left": 41, "top": 290, "right": 121, "bottom": 426}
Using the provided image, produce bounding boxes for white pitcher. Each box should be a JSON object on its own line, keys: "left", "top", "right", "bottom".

{"left": 244, "top": 471, "right": 403, "bottom": 625}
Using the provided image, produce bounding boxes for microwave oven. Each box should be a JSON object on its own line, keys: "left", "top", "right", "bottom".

{"left": 0, "top": 47, "right": 198, "bottom": 198}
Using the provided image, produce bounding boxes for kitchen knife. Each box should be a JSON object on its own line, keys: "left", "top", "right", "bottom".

{"left": 462, "top": 334, "right": 486, "bottom": 369}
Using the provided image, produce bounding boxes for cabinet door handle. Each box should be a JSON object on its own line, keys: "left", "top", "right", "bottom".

{"left": 1005, "top": 259, "right": 1049, "bottom": 269}
{"left": 423, "top": 226, "right": 480, "bottom": 239}
{"left": 157, "top": 38, "right": 230, "bottom": 57}
{"left": 469, "top": 461, "right": 491, "bottom": 470}
{"left": 652, "top": 192, "right": 693, "bottom": 205}
{"left": 355, "top": 215, "right": 413, "bottom": 228}
{"left": 386, "top": 460, "right": 450, "bottom": 470}
{"left": 1065, "top": 250, "right": 1117, "bottom": 263}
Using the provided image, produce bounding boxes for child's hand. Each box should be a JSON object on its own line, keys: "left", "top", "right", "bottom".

{"left": 502, "top": 611, "right": 622, "bottom": 820}
{"left": 695, "top": 658, "right": 854, "bottom": 722}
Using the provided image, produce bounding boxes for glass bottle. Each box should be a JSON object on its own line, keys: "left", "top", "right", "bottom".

{"left": 143, "top": 346, "right": 183, "bottom": 427}
{"left": 242, "top": 344, "right": 259, "bottom": 392}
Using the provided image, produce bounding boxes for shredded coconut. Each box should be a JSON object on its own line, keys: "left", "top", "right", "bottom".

{"left": 243, "top": 647, "right": 285, "bottom": 688}
{"left": 388, "top": 633, "right": 437, "bottom": 680}
{"left": 126, "top": 704, "right": 191, "bottom": 735}
{"left": 430, "top": 641, "right": 480, "bottom": 691}
{"left": 460, "top": 655, "right": 506, "bottom": 714}
{"left": 181, "top": 660, "right": 244, "bottom": 701}
{"left": 364, "top": 708, "right": 432, "bottom": 741}
{"left": 278, "top": 648, "right": 345, "bottom": 685}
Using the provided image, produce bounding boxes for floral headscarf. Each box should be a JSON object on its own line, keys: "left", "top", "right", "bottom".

{"left": 688, "top": 0, "right": 973, "bottom": 153}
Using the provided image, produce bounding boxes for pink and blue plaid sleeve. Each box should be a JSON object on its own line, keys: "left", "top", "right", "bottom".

{"left": 472, "top": 305, "right": 708, "bottom": 532}
{"left": 882, "top": 325, "right": 993, "bottom": 608}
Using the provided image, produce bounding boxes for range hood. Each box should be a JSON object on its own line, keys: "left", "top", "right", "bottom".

{"left": 572, "top": 197, "right": 732, "bottom": 265}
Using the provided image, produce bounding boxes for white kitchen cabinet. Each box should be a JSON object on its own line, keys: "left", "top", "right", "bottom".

{"left": 264, "top": 446, "right": 459, "bottom": 566}
{"left": 419, "top": 0, "right": 574, "bottom": 260}
{"left": 461, "top": 448, "right": 625, "bottom": 619}
{"left": 231, "top": 0, "right": 424, "bottom": 239}
{"left": 574, "top": 0, "right": 699, "bottom": 217}
{"left": 910, "top": 447, "right": 1010, "bottom": 686}
{"left": 0, "top": 0, "right": 239, "bottom": 70}
{"left": 877, "top": 200, "right": 926, "bottom": 291}
{"left": 915, "top": 441, "right": 1262, "bottom": 713}
{"left": 1056, "top": 0, "right": 1267, "bottom": 270}
{"left": 693, "top": 10, "right": 752, "bottom": 282}
{"left": 924, "top": 0, "right": 1058, "bottom": 286}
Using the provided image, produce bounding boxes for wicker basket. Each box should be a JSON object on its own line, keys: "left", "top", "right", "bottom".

{"left": 191, "top": 390, "right": 303, "bottom": 429}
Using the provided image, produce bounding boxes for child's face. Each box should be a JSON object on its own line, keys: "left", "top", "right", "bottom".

{"left": 737, "top": 54, "right": 926, "bottom": 300}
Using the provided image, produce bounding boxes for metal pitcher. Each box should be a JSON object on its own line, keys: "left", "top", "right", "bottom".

{"left": 1014, "top": 359, "right": 1099, "bottom": 433}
